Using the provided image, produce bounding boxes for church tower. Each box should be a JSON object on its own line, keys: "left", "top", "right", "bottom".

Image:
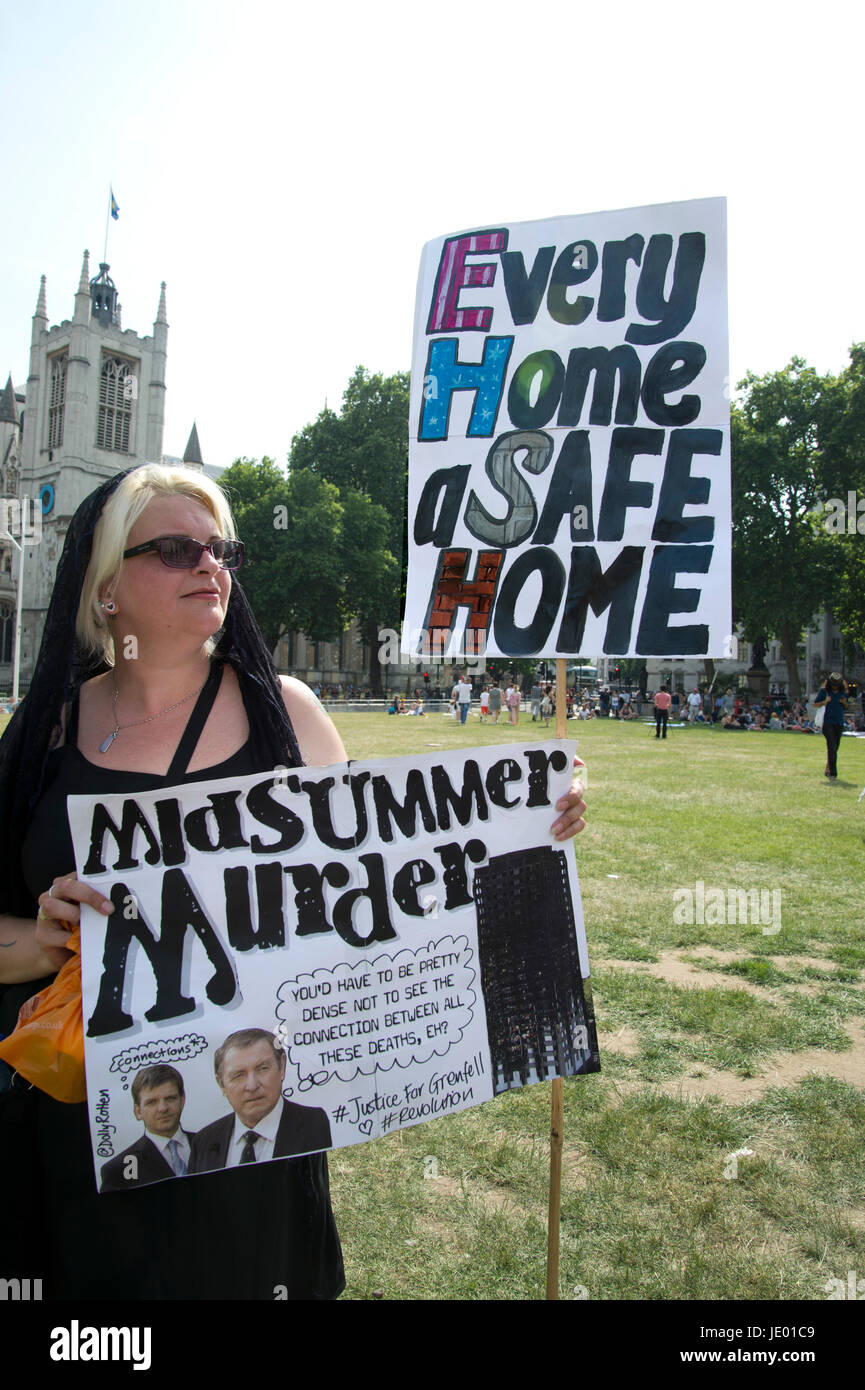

{"left": 14, "top": 252, "right": 168, "bottom": 676}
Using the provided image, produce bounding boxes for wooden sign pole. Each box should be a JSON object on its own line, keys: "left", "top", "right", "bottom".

{"left": 545, "top": 657, "right": 568, "bottom": 1299}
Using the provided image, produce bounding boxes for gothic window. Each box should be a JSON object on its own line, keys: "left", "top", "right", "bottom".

{"left": 48, "top": 352, "right": 67, "bottom": 449}
{"left": 0, "top": 603, "right": 12, "bottom": 665}
{"left": 97, "top": 355, "right": 136, "bottom": 453}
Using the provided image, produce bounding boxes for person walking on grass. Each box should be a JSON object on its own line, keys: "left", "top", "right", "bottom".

{"left": 541, "top": 686, "right": 553, "bottom": 727}
{"left": 454, "top": 672, "right": 472, "bottom": 725}
{"left": 507, "top": 683, "right": 521, "bottom": 726}
{"left": 488, "top": 681, "right": 502, "bottom": 724}
{"left": 813, "top": 672, "right": 849, "bottom": 780}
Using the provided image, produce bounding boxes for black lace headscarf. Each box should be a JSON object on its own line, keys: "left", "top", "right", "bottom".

{"left": 0, "top": 466, "right": 302, "bottom": 917}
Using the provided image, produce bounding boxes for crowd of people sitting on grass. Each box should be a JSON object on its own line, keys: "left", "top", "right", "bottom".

{"left": 305, "top": 678, "right": 864, "bottom": 735}
{"left": 387, "top": 694, "right": 427, "bottom": 716}
{"left": 677, "top": 687, "right": 864, "bottom": 733}
{"left": 716, "top": 697, "right": 862, "bottom": 733}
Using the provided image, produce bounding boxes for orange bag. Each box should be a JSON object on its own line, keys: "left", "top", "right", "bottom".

{"left": 0, "top": 927, "right": 86, "bottom": 1102}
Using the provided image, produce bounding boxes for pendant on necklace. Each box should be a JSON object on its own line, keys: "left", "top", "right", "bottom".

{"left": 99, "top": 730, "right": 119, "bottom": 754}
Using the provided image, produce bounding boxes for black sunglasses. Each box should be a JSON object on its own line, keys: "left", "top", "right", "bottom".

{"left": 123, "top": 536, "right": 245, "bottom": 570}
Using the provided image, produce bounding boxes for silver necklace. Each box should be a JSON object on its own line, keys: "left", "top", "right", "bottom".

{"left": 98, "top": 675, "right": 206, "bottom": 754}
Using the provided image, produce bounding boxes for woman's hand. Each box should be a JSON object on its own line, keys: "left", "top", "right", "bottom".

{"left": 36, "top": 874, "right": 114, "bottom": 971}
{"left": 551, "top": 756, "right": 587, "bottom": 841}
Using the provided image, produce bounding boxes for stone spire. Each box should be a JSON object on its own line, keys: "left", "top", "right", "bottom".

{"left": 77, "top": 248, "right": 91, "bottom": 294}
{"left": 0, "top": 374, "right": 19, "bottom": 425}
{"left": 156, "top": 281, "right": 167, "bottom": 324}
{"left": 183, "top": 422, "right": 203, "bottom": 465}
{"left": 31, "top": 275, "right": 48, "bottom": 351}
{"left": 76, "top": 249, "right": 94, "bottom": 325}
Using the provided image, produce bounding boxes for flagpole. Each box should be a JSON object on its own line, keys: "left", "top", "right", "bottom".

{"left": 103, "top": 186, "right": 111, "bottom": 264}
{"left": 545, "top": 656, "right": 568, "bottom": 1299}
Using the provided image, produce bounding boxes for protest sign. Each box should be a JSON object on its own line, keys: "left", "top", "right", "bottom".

{"left": 70, "top": 743, "right": 599, "bottom": 1191}
{"left": 402, "top": 197, "right": 730, "bottom": 661}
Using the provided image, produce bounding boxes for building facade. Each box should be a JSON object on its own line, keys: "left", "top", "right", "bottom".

{"left": 0, "top": 374, "right": 24, "bottom": 676}
{"left": 0, "top": 253, "right": 218, "bottom": 689}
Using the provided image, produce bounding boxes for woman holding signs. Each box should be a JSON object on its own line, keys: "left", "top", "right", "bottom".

{"left": 0, "top": 463, "right": 586, "bottom": 1299}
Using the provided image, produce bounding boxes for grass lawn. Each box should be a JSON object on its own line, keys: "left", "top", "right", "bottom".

{"left": 324, "top": 711, "right": 865, "bottom": 1301}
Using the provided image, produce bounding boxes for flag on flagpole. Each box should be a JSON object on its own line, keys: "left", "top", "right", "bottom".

{"left": 110, "top": 187, "right": 119, "bottom": 221}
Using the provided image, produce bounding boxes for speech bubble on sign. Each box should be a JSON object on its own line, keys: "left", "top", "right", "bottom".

{"left": 275, "top": 935, "right": 476, "bottom": 1087}
{"left": 109, "top": 1032, "right": 209, "bottom": 1088}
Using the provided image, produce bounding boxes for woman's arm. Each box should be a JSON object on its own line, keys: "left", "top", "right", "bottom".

{"left": 0, "top": 914, "right": 62, "bottom": 984}
{"left": 280, "top": 676, "right": 347, "bottom": 767}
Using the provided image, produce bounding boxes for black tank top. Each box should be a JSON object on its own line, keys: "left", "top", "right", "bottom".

{"left": 21, "top": 661, "right": 259, "bottom": 901}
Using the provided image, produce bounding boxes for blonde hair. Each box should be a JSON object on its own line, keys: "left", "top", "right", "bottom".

{"left": 77, "top": 463, "right": 237, "bottom": 663}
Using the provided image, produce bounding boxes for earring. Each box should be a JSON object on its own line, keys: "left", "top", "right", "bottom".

{"left": 100, "top": 600, "right": 118, "bottom": 617}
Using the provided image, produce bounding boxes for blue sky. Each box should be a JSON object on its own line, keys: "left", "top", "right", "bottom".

{"left": 2, "top": 0, "right": 863, "bottom": 469}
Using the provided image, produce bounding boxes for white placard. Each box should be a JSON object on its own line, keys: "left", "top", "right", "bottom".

{"left": 403, "top": 198, "right": 730, "bottom": 660}
{"left": 71, "top": 744, "right": 599, "bottom": 1191}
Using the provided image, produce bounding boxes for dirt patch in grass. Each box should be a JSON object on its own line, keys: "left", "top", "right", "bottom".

{"left": 683, "top": 946, "right": 845, "bottom": 975}
{"left": 601, "top": 951, "right": 769, "bottom": 998}
{"left": 657, "top": 1019, "right": 865, "bottom": 1102}
{"left": 598, "top": 947, "right": 855, "bottom": 998}
{"left": 425, "top": 1170, "right": 520, "bottom": 1215}
{"left": 649, "top": 951, "right": 768, "bottom": 995}
{"left": 771, "top": 954, "right": 840, "bottom": 972}
{"left": 680, "top": 945, "right": 745, "bottom": 963}
{"left": 597, "top": 1024, "right": 640, "bottom": 1056}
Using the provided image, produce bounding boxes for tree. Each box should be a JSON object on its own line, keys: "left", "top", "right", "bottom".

{"left": 823, "top": 343, "right": 865, "bottom": 651}
{"left": 289, "top": 366, "right": 409, "bottom": 692}
{"left": 616, "top": 658, "right": 647, "bottom": 687}
{"left": 731, "top": 359, "right": 841, "bottom": 697}
{"left": 220, "top": 457, "right": 346, "bottom": 652}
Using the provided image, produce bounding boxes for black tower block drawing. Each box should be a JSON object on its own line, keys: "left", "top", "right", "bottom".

{"left": 474, "top": 846, "right": 600, "bottom": 1094}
